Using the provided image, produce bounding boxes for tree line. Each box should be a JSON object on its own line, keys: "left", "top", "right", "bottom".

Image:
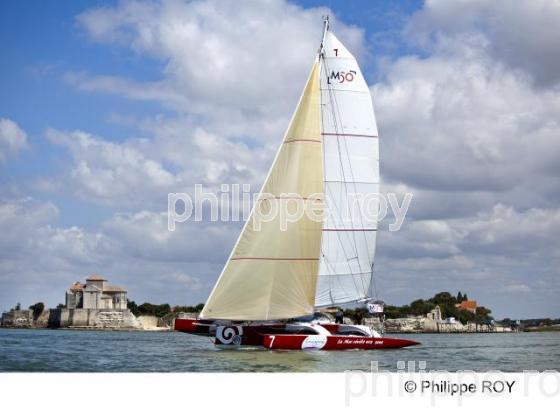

{"left": 7, "top": 291, "right": 502, "bottom": 325}
{"left": 126, "top": 301, "right": 205, "bottom": 318}
{"left": 343, "top": 291, "right": 494, "bottom": 325}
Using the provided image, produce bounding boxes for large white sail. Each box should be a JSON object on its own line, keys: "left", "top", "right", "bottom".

{"left": 200, "top": 62, "right": 324, "bottom": 321}
{"left": 315, "top": 31, "right": 380, "bottom": 307}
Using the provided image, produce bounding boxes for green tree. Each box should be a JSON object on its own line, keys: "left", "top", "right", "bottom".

{"left": 384, "top": 304, "right": 411, "bottom": 319}
{"left": 457, "top": 291, "right": 463, "bottom": 301}
{"left": 127, "top": 300, "right": 140, "bottom": 316}
{"left": 129, "top": 301, "right": 204, "bottom": 317}
{"left": 138, "top": 302, "right": 156, "bottom": 316}
{"left": 456, "top": 309, "right": 475, "bottom": 324}
{"left": 29, "top": 302, "right": 45, "bottom": 319}
{"left": 155, "top": 304, "right": 171, "bottom": 317}
{"left": 475, "top": 306, "right": 493, "bottom": 324}
{"left": 410, "top": 299, "right": 435, "bottom": 316}
{"left": 429, "top": 292, "right": 457, "bottom": 318}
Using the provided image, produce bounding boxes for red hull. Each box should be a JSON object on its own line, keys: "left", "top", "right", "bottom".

{"left": 262, "top": 334, "right": 419, "bottom": 350}
{"left": 175, "top": 318, "right": 420, "bottom": 350}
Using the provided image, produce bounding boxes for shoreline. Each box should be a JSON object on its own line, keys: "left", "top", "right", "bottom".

{"left": 0, "top": 325, "right": 530, "bottom": 334}
{"left": 0, "top": 325, "right": 172, "bottom": 332}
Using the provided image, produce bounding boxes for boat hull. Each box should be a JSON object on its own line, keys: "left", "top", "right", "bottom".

{"left": 175, "top": 318, "right": 420, "bottom": 350}
{"left": 262, "top": 334, "right": 419, "bottom": 350}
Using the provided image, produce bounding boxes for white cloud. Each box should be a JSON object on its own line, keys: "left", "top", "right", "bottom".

{"left": 502, "top": 284, "right": 531, "bottom": 294}
{"left": 0, "top": 198, "right": 106, "bottom": 308}
{"left": 54, "top": 0, "right": 367, "bottom": 208}
{"left": 374, "top": 48, "right": 560, "bottom": 194}
{"left": 74, "top": 0, "right": 365, "bottom": 142}
{"left": 0, "top": 118, "right": 28, "bottom": 161}
{"left": 370, "top": 0, "right": 560, "bottom": 317}
{"left": 44, "top": 124, "right": 271, "bottom": 207}
{"left": 46, "top": 128, "right": 176, "bottom": 206}
{"left": 407, "top": 0, "right": 560, "bottom": 86}
{"left": 102, "top": 209, "right": 236, "bottom": 263}
{"left": 0, "top": 197, "right": 235, "bottom": 310}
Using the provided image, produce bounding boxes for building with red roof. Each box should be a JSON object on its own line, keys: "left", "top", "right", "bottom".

{"left": 65, "top": 275, "right": 127, "bottom": 310}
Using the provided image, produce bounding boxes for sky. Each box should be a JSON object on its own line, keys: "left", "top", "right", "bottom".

{"left": 1, "top": 0, "right": 559, "bottom": 319}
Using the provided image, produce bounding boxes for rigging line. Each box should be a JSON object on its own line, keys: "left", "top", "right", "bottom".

{"left": 327, "top": 68, "right": 374, "bottom": 272}
{"left": 324, "top": 80, "right": 366, "bottom": 301}
{"left": 321, "top": 132, "right": 378, "bottom": 138}
{"left": 324, "top": 179, "right": 378, "bottom": 184}
{"left": 322, "top": 76, "right": 378, "bottom": 305}
{"left": 338, "top": 122, "right": 376, "bottom": 283}
{"left": 369, "top": 262, "right": 379, "bottom": 301}
{"left": 322, "top": 106, "right": 362, "bottom": 285}
{"left": 323, "top": 57, "right": 364, "bottom": 297}
{"left": 325, "top": 59, "right": 377, "bottom": 298}
{"left": 319, "top": 57, "right": 358, "bottom": 300}
{"left": 319, "top": 269, "right": 374, "bottom": 276}
{"left": 318, "top": 58, "right": 333, "bottom": 300}
{"left": 324, "top": 60, "right": 369, "bottom": 284}
{"left": 319, "top": 59, "right": 342, "bottom": 302}
{"left": 320, "top": 67, "right": 359, "bottom": 304}
{"left": 319, "top": 57, "right": 356, "bottom": 277}
{"left": 320, "top": 251, "right": 354, "bottom": 302}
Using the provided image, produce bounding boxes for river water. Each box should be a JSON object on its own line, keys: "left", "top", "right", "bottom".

{"left": 1, "top": 328, "right": 559, "bottom": 372}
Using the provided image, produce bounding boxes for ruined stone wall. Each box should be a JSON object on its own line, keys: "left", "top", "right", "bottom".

{"left": 32, "top": 310, "right": 51, "bottom": 328}
{"left": 3, "top": 308, "right": 141, "bottom": 329}
{"left": 1, "top": 310, "right": 33, "bottom": 327}
{"left": 92, "top": 309, "right": 139, "bottom": 328}
{"left": 45, "top": 308, "right": 140, "bottom": 328}
{"left": 136, "top": 315, "right": 159, "bottom": 329}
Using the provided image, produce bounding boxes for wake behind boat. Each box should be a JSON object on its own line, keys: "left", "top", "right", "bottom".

{"left": 175, "top": 17, "right": 419, "bottom": 351}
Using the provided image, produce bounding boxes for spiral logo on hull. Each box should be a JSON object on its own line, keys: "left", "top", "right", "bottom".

{"left": 215, "top": 326, "right": 243, "bottom": 345}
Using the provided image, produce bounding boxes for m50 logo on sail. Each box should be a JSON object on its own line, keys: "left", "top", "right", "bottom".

{"left": 327, "top": 70, "right": 356, "bottom": 84}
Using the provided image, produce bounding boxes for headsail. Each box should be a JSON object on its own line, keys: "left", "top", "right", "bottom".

{"left": 315, "top": 30, "right": 380, "bottom": 307}
{"left": 200, "top": 22, "right": 379, "bottom": 319}
{"left": 200, "top": 62, "right": 324, "bottom": 321}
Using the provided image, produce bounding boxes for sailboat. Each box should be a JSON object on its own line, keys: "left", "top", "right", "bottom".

{"left": 175, "top": 17, "right": 419, "bottom": 350}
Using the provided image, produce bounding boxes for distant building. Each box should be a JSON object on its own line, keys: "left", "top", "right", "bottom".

{"left": 66, "top": 274, "right": 127, "bottom": 310}
{"left": 426, "top": 305, "right": 442, "bottom": 321}
{"left": 456, "top": 300, "right": 477, "bottom": 314}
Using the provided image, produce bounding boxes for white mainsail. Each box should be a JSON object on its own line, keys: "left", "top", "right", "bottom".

{"left": 200, "top": 22, "right": 379, "bottom": 320}
{"left": 315, "top": 30, "right": 380, "bottom": 307}
{"left": 200, "top": 62, "right": 324, "bottom": 321}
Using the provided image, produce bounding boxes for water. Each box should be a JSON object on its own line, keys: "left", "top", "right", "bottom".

{"left": 1, "top": 328, "right": 559, "bottom": 372}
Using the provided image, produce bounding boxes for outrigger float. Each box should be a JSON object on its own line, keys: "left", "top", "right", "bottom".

{"left": 175, "top": 17, "right": 419, "bottom": 351}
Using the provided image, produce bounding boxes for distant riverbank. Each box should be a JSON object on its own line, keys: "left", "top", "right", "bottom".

{"left": 1, "top": 317, "right": 519, "bottom": 334}
{"left": 0, "top": 308, "right": 187, "bottom": 331}
{"left": 524, "top": 325, "right": 560, "bottom": 332}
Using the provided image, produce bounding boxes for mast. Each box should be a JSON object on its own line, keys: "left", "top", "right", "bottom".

{"left": 319, "top": 15, "right": 329, "bottom": 56}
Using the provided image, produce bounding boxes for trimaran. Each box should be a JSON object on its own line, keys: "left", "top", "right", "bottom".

{"left": 175, "top": 17, "right": 419, "bottom": 350}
